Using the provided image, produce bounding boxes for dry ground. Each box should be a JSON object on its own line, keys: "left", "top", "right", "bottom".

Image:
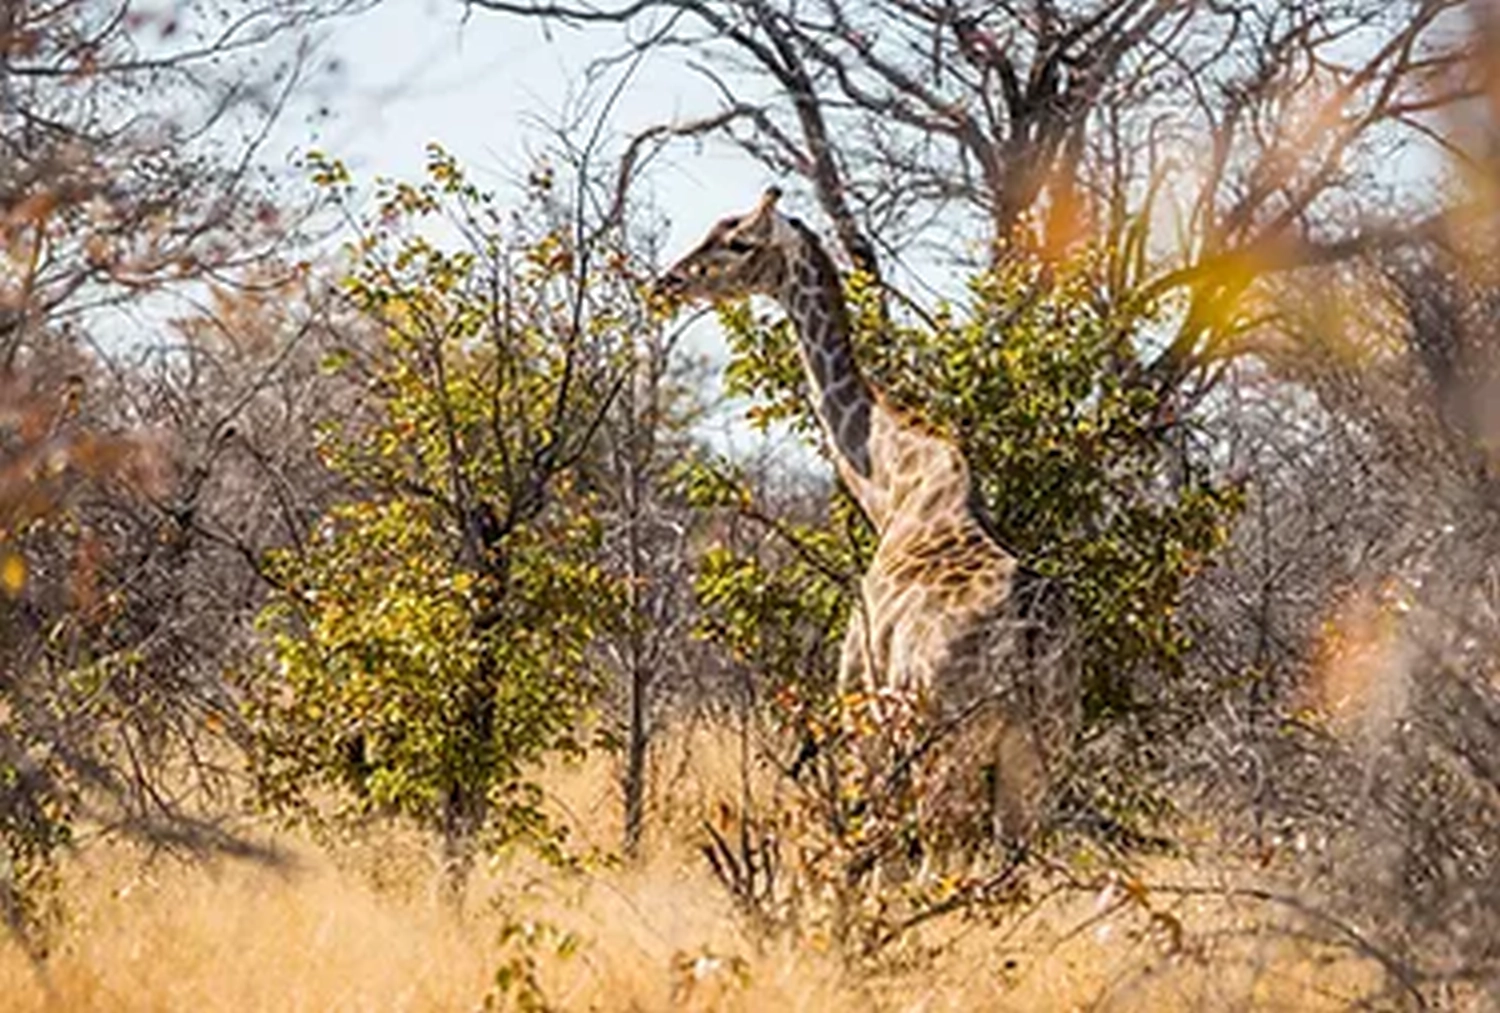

{"left": 0, "top": 725, "right": 1394, "bottom": 1012}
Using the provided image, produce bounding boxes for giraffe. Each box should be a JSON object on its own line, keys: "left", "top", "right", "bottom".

{"left": 656, "top": 187, "right": 1075, "bottom": 841}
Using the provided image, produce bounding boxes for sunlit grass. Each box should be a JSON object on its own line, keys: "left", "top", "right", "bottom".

{"left": 1, "top": 724, "right": 1387, "bottom": 1011}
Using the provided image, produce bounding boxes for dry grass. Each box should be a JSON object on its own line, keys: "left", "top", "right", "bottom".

{"left": 0, "top": 724, "right": 1392, "bottom": 1012}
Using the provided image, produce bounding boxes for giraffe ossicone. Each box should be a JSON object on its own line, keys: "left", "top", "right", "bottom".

{"left": 657, "top": 188, "right": 1076, "bottom": 841}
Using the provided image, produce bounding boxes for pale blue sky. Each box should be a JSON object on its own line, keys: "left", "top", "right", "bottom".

{"left": 283, "top": 1, "right": 810, "bottom": 462}
{"left": 302, "top": 2, "right": 771, "bottom": 250}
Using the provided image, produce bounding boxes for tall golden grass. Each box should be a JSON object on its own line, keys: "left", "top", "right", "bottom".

{"left": 1, "top": 724, "right": 1387, "bottom": 1011}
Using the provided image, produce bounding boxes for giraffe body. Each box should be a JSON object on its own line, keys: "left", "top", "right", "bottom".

{"left": 659, "top": 189, "right": 1073, "bottom": 838}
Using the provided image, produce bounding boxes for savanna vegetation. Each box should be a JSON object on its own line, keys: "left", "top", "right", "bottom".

{"left": 2, "top": 1, "right": 1498, "bottom": 1009}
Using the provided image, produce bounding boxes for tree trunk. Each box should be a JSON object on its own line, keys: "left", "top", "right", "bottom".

{"left": 622, "top": 659, "right": 648, "bottom": 858}
{"left": 438, "top": 784, "right": 483, "bottom": 910}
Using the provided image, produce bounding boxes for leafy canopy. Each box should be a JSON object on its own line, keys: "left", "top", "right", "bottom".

{"left": 250, "top": 148, "right": 631, "bottom": 860}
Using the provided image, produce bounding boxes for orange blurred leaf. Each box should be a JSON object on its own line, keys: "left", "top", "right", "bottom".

{"left": 1, "top": 552, "right": 27, "bottom": 595}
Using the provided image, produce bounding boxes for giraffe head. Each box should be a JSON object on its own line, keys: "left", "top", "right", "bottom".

{"left": 654, "top": 187, "right": 796, "bottom": 304}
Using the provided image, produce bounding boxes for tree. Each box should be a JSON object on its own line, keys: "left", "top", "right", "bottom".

{"left": 595, "top": 299, "right": 709, "bottom": 858}
{"left": 461, "top": 0, "right": 1478, "bottom": 390}
{"left": 249, "top": 148, "right": 637, "bottom": 890}
{"left": 0, "top": 1, "right": 364, "bottom": 363}
{"left": 0, "top": 370, "right": 163, "bottom": 946}
{"left": 0, "top": 0, "right": 355, "bottom": 948}
{"left": 1164, "top": 22, "right": 1500, "bottom": 991}
{"left": 1182, "top": 222, "right": 1500, "bottom": 999}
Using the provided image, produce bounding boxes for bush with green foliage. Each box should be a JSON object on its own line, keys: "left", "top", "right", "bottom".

{"left": 248, "top": 149, "right": 632, "bottom": 879}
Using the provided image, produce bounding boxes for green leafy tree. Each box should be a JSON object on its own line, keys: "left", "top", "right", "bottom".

{"left": 864, "top": 261, "right": 1242, "bottom": 716}
{"left": 249, "top": 148, "right": 633, "bottom": 888}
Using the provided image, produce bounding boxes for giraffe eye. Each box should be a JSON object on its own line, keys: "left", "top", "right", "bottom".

{"left": 726, "top": 237, "right": 754, "bottom": 254}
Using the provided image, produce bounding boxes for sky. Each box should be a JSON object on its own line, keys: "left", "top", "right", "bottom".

{"left": 304, "top": 2, "right": 769, "bottom": 246}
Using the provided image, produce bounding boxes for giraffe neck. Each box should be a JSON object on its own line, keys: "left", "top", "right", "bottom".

{"left": 775, "top": 218, "right": 889, "bottom": 524}
{"left": 772, "top": 216, "right": 979, "bottom": 540}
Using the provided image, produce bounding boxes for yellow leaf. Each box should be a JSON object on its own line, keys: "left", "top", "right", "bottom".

{"left": 1, "top": 553, "right": 26, "bottom": 596}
